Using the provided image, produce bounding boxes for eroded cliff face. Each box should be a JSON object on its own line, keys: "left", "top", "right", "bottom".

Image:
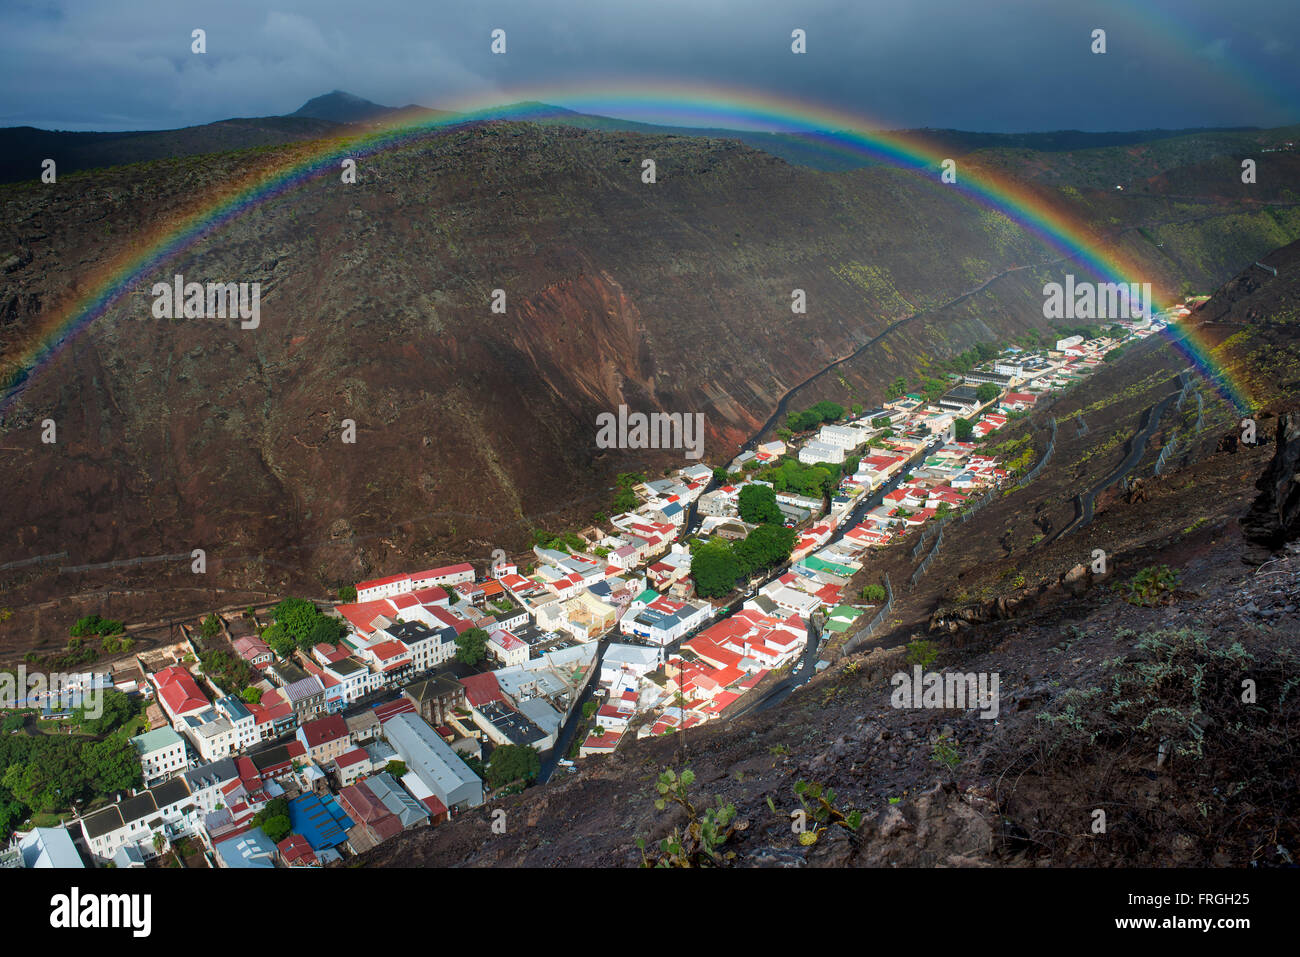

{"left": 1, "top": 122, "right": 1297, "bottom": 640}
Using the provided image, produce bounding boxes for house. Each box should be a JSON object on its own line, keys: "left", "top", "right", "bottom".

{"left": 283, "top": 675, "right": 326, "bottom": 722}
{"left": 213, "top": 829, "right": 277, "bottom": 868}
{"left": 381, "top": 712, "right": 484, "bottom": 812}
{"left": 355, "top": 563, "right": 475, "bottom": 602}
{"left": 487, "top": 628, "right": 529, "bottom": 668}
{"left": 296, "top": 714, "right": 351, "bottom": 766}
{"left": 130, "top": 727, "right": 187, "bottom": 786}
{"left": 402, "top": 674, "right": 466, "bottom": 726}
{"left": 181, "top": 758, "right": 240, "bottom": 816}
{"left": 798, "top": 440, "right": 845, "bottom": 465}
{"left": 9, "top": 827, "right": 84, "bottom": 869}
{"left": 277, "top": 834, "right": 320, "bottom": 867}
{"left": 79, "top": 778, "right": 200, "bottom": 863}
{"left": 151, "top": 665, "right": 210, "bottom": 724}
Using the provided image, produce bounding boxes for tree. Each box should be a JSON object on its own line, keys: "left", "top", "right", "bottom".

{"left": 70, "top": 614, "right": 124, "bottom": 638}
{"left": 738, "top": 484, "right": 782, "bottom": 525}
{"left": 74, "top": 689, "right": 133, "bottom": 735}
{"left": 200, "top": 614, "right": 222, "bottom": 640}
{"left": 262, "top": 622, "right": 294, "bottom": 658}
{"left": 456, "top": 627, "right": 489, "bottom": 666}
{"left": 975, "top": 382, "right": 1000, "bottom": 404}
{"left": 887, "top": 377, "right": 908, "bottom": 399}
{"left": 271, "top": 598, "right": 320, "bottom": 645}
{"left": 305, "top": 615, "right": 344, "bottom": 651}
{"left": 260, "top": 814, "right": 291, "bottom": 843}
{"left": 691, "top": 542, "right": 741, "bottom": 598}
{"left": 385, "top": 760, "right": 408, "bottom": 778}
{"left": 955, "top": 418, "right": 974, "bottom": 441}
{"left": 338, "top": 585, "right": 357, "bottom": 602}
{"left": 860, "top": 584, "right": 887, "bottom": 602}
{"left": 486, "top": 745, "right": 541, "bottom": 790}
{"left": 241, "top": 686, "right": 262, "bottom": 704}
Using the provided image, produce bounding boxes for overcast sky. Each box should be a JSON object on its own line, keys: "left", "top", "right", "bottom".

{"left": 3, "top": 0, "right": 1297, "bottom": 133}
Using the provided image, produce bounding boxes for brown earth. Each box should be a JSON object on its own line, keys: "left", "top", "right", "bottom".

{"left": 1, "top": 122, "right": 1299, "bottom": 658}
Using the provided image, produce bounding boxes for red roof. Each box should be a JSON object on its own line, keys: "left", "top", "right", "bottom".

{"left": 154, "top": 666, "right": 209, "bottom": 716}
{"left": 336, "top": 599, "right": 395, "bottom": 635}
{"left": 336, "top": 747, "right": 369, "bottom": 769}
{"left": 299, "top": 713, "right": 348, "bottom": 748}
{"left": 356, "top": 571, "right": 410, "bottom": 592}
{"left": 368, "top": 640, "right": 410, "bottom": 662}
{"left": 460, "top": 673, "right": 503, "bottom": 708}
{"left": 373, "top": 698, "right": 416, "bottom": 723}
{"left": 277, "top": 834, "right": 319, "bottom": 866}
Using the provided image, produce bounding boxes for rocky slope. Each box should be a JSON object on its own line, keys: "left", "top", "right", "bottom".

{"left": 1, "top": 120, "right": 1298, "bottom": 653}
{"left": 358, "top": 248, "right": 1300, "bottom": 867}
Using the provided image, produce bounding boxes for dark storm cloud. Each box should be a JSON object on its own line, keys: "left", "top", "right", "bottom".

{"left": 1, "top": 0, "right": 1297, "bottom": 132}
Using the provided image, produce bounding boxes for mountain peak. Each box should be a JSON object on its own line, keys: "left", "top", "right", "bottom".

{"left": 289, "top": 90, "right": 398, "bottom": 124}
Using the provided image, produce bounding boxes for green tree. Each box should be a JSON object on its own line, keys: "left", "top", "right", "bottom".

{"left": 241, "top": 686, "right": 262, "bottom": 704}
{"left": 455, "top": 627, "right": 489, "bottom": 666}
{"left": 200, "top": 614, "right": 222, "bottom": 640}
{"left": 691, "top": 542, "right": 741, "bottom": 598}
{"left": 386, "top": 760, "right": 408, "bottom": 778}
{"left": 975, "top": 382, "right": 1000, "bottom": 404}
{"left": 74, "top": 689, "right": 133, "bottom": 735}
{"left": 486, "top": 745, "right": 541, "bottom": 789}
{"left": 860, "top": 584, "right": 887, "bottom": 602}
{"left": 738, "top": 484, "right": 783, "bottom": 525}
{"left": 955, "top": 418, "right": 974, "bottom": 441}
{"left": 338, "top": 585, "right": 357, "bottom": 602}
{"left": 262, "top": 622, "right": 294, "bottom": 658}
{"left": 271, "top": 598, "right": 320, "bottom": 645}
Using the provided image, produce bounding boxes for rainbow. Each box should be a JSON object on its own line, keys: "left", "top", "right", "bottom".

{"left": 0, "top": 80, "right": 1253, "bottom": 417}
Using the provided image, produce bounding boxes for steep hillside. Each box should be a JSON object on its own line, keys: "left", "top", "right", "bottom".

{"left": 358, "top": 246, "right": 1300, "bottom": 868}
{"left": 1, "top": 122, "right": 1299, "bottom": 655}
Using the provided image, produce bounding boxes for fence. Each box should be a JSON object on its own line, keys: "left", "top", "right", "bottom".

{"left": 1154, "top": 435, "right": 1178, "bottom": 475}
{"left": 1017, "top": 416, "right": 1057, "bottom": 488}
{"left": 910, "top": 513, "right": 952, "bottom": 558}
{"left": 910, "top": 525, "right": 944, "bottom": 587}
{"left": 960, "top": 487, "right": 996, "bottom": 522}
{"left": 841, "top": 572, "right": 893, "bottom": 655}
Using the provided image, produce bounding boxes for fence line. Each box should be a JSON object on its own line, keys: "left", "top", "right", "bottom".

{"left": 1017, "top": 416, "right": 1057, "bottom": 488}
{"left": 841, "top": 572, "right": 893, "bottom": 655}
{"left": 1154, "top": 435, "right": 1178, "bottom": 475}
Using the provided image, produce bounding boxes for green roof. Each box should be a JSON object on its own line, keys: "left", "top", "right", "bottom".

{"left": 828, "top": 605, "right": 863, "bottom": 621}
{"left": 131, "top": 726, "right": 183, "bottom": 755}
{"left": 636, "top": 589, "right": 659, "bottom": 604}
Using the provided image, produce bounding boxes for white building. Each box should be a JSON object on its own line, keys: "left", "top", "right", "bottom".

{"left": 130, "top": 727, "right": 187, "bottom": 786}
{"left": 798, "top": 441, "right": 845, "bottom": 465}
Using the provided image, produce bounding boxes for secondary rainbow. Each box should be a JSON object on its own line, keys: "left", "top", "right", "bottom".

{"left": 0, "top": 80, "right": 1252, "bottom": 416}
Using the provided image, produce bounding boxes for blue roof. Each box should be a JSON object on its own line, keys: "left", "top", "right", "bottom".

{"left": 289, "top": 793, "right": 353, "bottom": 850}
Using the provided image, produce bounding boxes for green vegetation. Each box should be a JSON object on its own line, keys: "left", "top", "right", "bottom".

{"left": 905, "top": 639, "right": 939, "bottom": 668}
{"left": 532, "top": 529, "right": 585, "bottom": 552}
{"left": 70, "top": 614, "right": 124, "bottom": 639}
{"left": 1120, "top": 565, "right": 1181, "bottom": 606}
{"left": 0, "top": 731, "right": 142, "bottom": 840}
{"left": 860, "top": 583, "right": 887, "bottom": 602}
{"left": 486, "top": 744, "right": 541, "bottom": 789}
{"left": 611, "top": 472, "right": 644, "bottom": 513}
{"left": 199, "top": 648, "right": 257, "bottom": 696}
{"left": 737, "top": 484, "right": 782, "bottom": 525}
{"left": 689, "top": 522, "right": 796, "bottom": 599}
{"left": 253, "top": 797, "right": 291, "bottom": 844}
{"left": 790, "top": 779, "right": 863, "bottom": 845}
{"left": 71, "top": 689, "right": 135, "bottom": 736}
{"left": 975, "top": 382, "right": 1001, "bottom": 403}
{"left": 636, "top": 768, "right": 743, "bottom": 867}
{"left": 270, "top": 598, "right": 345, "bottom": 652}
{"left": 200, "top": 614, "right": 222, "bottom": 640}
{"left": 338, "top": 585, "right": 357, "bottom": 602}
{"left": 455, "top": 627, "right": 489, "bottom": 665}
{"left": 954, "top": 418, "right": 974, "bottom": 441}
{"left": 785, "top": 401, "right": 844, "bottom": 433}
{"left": 385, "top": 760, "right": 408, "bottom": 778}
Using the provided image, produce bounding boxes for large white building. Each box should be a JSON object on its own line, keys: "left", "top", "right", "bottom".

{"left": 130, "top": 727, "right": 187, "bottom": 786}
{"left": 798, "top": 441, "right": 845, "bottom": 465}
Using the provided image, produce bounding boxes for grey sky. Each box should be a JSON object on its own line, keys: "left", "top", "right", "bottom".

{"left": 2, "top": 0, "right": 1297, "bottom": 132}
